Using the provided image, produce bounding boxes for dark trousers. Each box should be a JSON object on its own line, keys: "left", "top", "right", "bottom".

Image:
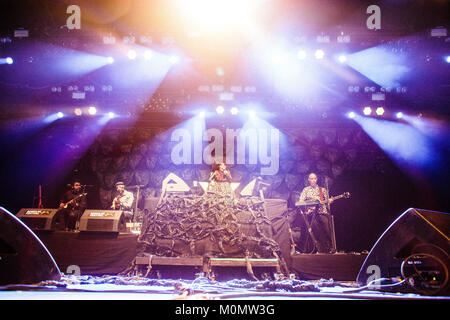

{"left": 292, "top": 211, "right": 334, "bottom": 253}
{"left": 55, "top": 208, "right": 83, "bottom": 230}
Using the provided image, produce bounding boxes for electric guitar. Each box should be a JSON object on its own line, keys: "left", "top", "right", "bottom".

{"left": 295, "top": 192, "right": 350, "bottom": 212}
{"left": 61, "top": 193, "right": 87, "bottom": 209}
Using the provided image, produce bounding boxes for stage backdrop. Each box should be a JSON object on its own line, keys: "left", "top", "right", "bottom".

{"left": 75, "top": 122, "right": 389, "bottom": 210}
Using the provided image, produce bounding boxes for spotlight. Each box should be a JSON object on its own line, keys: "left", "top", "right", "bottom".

{"left": 216, "top": 105, "right": 225, "bottom": 114}
{"left": 199, "top": 111, "right": 206, "bottom": 117}
{"left": 216, "top": 67, "right": 224, "bottom": 76}
{"left": 144, "top": 50, "right": 152, "bottom": 60}
{"left": 107, "top": 112, "right": 116, "bottom": 118}
{"left": 338, "top": 55, "right": 347, "bottom": 63}
{"left": 230, "top": 107, "right": 239, "bottom": 115}
{"left": 169, "top": 55, "right": 179, "bottom": 64}
{"left": 5, "top": 57, "right": 13, "bottom": 64}
{"left": 363, "top": 106, "right": 372, "bottom": 116}
{"left": 297, "top": 50, "right": 307, "bottom": 60}
{"left": 127, "top": 50, "right": 137, "bottom": 60}
{"left": 74, "top": 108, "right": 83, "bottom": 116}
{"left": 248, "top": 110, "right": 256, "bottom": 118}
{"left": 395, "top": 112, "right": 403, "bottom": 119}
{"left": 106, "top": 56, "right": 114, "bottom": 64}
{"left": 375, "top": 107, "right": 385, "bottom": 116}
{"left": 445, "top": 56, "right": 450, "bottom": 63}
{"left": 88, "top": 106, "right": 97, "bottom": 115}
{"left": 347, "top": 111, "right": 356, "bottom": 119}
{"left": 57, "top": 112, "right": 64, "bottom": 118}
{"left": 273, "top": 54, "right": 284, "bottom": 64}
{"left": 314, "top": 49, "right": 325, "bottom": 59}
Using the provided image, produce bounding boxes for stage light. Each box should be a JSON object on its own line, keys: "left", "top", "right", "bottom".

{"left": 216, "top": 67, "right": 224, "bottom": 76}
{"left": 127, "top": 50, "right": 137, "bottom": 60}
{"left": 5, "top": 57, "right": 13, "bottom": 64}
{"left": 248, "top": 110, "right": 256, "bottom": 118}
{"left": 216, "top": 105, "right": 225, "bottom": 114}
{"left": 375, "top": 107, "right": 385, "bottom": 116}
{"left": 338, "top": 55, "right": 347, "bottom": 63}
{"left": 144, "top": 50, "right": 152, "bottom": 60}
{"left": 363, "top": 106, "right": 372, "bottom": 116}
{"left": 169, "top": 55, "right": 179, "bottom": 64}
{"left": 106, "top": 56, "right": 114, "bottom": 64}
{"left": 396, "top": 112, "right": 403, "bottom": 119}
{"left": 88, "top": 106, "right": 97, "bottom": 115}
{"left": 347, "top": 111, "right": 356, "bottom": 119}
{"left": 199, "top": 111, "right": 206, "bottom": 117}
{"left": 57, "top": 112, "right": 64, "bottom": 118}
{"left": 297, "top": 50, "right": 307, "bottom": 60}
{"left": 230, "top": 107, "right": 239, "bottom": 115}
{"left": 74, "top": 108, "right": 83, "bottom": 116}
{"left": 107, "top": 112, "right": 116, "bottom": 118}
{"left": 314, "top": 49, "right": 325, "bottom": 59}
{"left": 445, "top": 56, "right": 450, "bottom": 63}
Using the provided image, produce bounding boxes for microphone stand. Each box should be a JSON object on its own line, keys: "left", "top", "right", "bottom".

{"left": 130, "top": 185, "right": 145, "bottom": 222}
{"left": 325, "top": 177, "right": 337, "bottom": 253}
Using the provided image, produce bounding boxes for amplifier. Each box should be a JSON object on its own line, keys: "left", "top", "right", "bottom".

{"left": 79, "top": 210, "right": 125, "bottom": 233}
{"left": 16, "top": 208, "right": 59, "bottom": 231}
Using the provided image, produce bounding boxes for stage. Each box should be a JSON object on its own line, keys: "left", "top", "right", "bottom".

{"left": 1, "top": 0, "right": 449, "bottom": 305}
{"left": 34, "top": 230, "right": 367, "bottom": 282}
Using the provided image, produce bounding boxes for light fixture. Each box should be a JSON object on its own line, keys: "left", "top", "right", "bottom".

{"left": 363, "top": 106, "right": 372, "bottom": 116}
{"left": 375, "top": 107, "right": 385, "bottom": 116}
{"left": 216, "top": 105, "right": 225, "bottom": 114}
{"left": 88, "top": 106, "right": 97, "bottom": 115}
{"left": 127, "top": 50, "right": 137, "bottom": 60}
{"left": 314, "top": 49, "right": 325, "bottom": 59}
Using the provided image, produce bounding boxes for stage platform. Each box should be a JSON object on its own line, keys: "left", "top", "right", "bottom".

{"left": 36, "top": 230, "right": 365, "bottom": 282}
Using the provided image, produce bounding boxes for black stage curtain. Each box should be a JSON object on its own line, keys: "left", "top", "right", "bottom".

{"left": 264, "top": 199, "right": 293, "bottom": 269}
{"left": 36, "top": 232, "right": 138, "bottom": 275}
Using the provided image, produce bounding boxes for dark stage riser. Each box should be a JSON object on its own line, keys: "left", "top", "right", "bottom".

{"left": 291, "top": 253, "right": 367, "bottom": 281}
{"left": 35, "top": 231, "right": 139, "bottom": 276}
{"left": 33, "top": 230, "right": 366, "bottom": 281}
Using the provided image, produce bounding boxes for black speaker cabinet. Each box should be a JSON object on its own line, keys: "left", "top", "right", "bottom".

{"left": 16, "top": 208, "right": 59, "bottom": 231}
{"left": 0, "top": 207, "right": 61, "bottom": 285}
{"left": 79, "top": 210, "right": 125, "bottom": 233}
{"left": 357, "top": 208, "right": 450, "bottom": 295}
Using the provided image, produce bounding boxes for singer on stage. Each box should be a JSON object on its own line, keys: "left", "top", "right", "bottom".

{"left": 208, "top": 163, "right": 234, "bottom": 198}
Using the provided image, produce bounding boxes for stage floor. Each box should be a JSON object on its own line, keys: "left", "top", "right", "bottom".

{"left": 4, "top": 231, "right": 447, "bottom": 301}
{"left": 0, "top": 275, "right": 449, "bottom": 301}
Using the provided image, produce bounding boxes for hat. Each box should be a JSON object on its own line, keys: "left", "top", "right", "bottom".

{"left": 115, "top": 181, "right": 125, "bottom": 187}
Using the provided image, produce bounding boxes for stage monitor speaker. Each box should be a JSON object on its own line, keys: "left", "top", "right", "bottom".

{"left": 16, "top": 208, "right": 59, "bottom": 231}
{"left": 357, "top": 208, "right": 450, "bottom": 295}
{"left": 79, "top": 210, "right": 126, "bottom": 233}
{"left": 0, "top": 207, "right": 61, "bottom": 285}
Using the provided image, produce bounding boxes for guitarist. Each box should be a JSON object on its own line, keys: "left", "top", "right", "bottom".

{"left": 58, "top": 180, "right": 87, "bottom": 231}
{"left": 296, "top": 172, "right": 334, "bottom": 253}
{"left": 298, "top": 172, "right": 333, "bottom": 215}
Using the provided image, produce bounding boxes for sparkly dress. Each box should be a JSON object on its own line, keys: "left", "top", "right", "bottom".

{"left": 208, "top": 169, "right": 233, "bottom": 198}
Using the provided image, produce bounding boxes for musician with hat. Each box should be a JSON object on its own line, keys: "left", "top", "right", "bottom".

{"left": 111, "top": 181, "right": 134, "bottom": 222}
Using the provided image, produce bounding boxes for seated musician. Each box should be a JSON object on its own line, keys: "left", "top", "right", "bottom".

{"left": 57, "top": 180, "right": 87, "bottom": 231}
{"left": 111, "top": 181, "right": 134, "bottom": 221}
